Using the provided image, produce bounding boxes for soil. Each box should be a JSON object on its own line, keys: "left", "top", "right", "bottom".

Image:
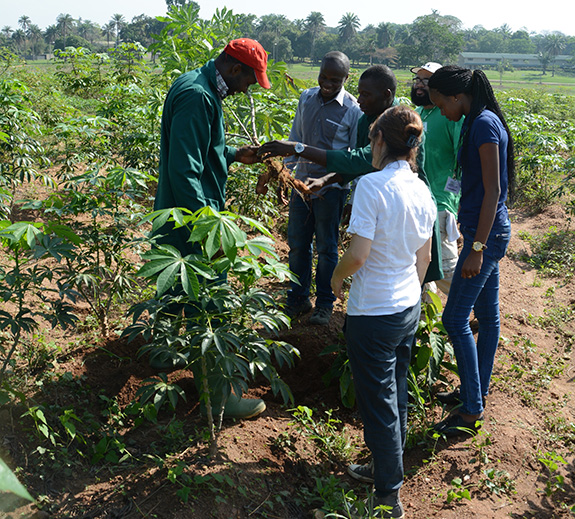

{"left": 2, "top": 203, "right": 575, "bottom": 519}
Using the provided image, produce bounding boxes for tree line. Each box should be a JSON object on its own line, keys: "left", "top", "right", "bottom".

{"left": 1, "top": 1, "right": 574, "bottom": 70}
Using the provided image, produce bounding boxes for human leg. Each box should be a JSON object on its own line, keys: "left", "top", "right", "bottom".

{"left": 313, "top": 188, "right": 348, "bottom": 309}
{"left": 287, "top": 190, "right": 315, "bottom": 308}
{"left": 442, "top": 234, "right": 497, "bottom": 415}
{"left": 474, "top": 223, "right": 511, "bottom": 397}
{"left": 434, "top": 210, "right": 459, "bottom": 296}
{"left": 345, "top": 304, "right": 419, "bottom": 497}
{"left": 441, "top": 223, "right": 510, "bottom": 415}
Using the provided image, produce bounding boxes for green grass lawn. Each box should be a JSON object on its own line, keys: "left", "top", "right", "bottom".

{"left": 287, "top": 62, "right": 575, "bottom": 95}
{"left": 23, "top": 59, "right": 575, "bottom": 95}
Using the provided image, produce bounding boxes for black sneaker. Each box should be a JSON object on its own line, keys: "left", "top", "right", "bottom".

{"left": 436, "top": 387, "right": 487, "bottom": 408}
{"left": 433, "top": 412, "right": 483, "bottom": 438}
{"left": 435, "top": 387, "right": 461, "bottom": 405}
{"left": 347, "top": 460, "right": 374, "bottom": 483}
{"left": 284, "top": 299, "right": 312, "bottom": 319}
{"left": 372, "top": 492, "right": 404, "bottom": 519}
{"left": 309, "top": 306, "right": 332, "bottom": 325}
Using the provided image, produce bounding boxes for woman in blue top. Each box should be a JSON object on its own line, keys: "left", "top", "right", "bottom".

{"left": 428, "top": 66, "right": 515, "bottom": 437}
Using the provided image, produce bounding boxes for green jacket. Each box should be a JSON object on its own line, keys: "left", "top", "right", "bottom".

{"left": 154, "top": 60, "right": 237, "bottom": 255}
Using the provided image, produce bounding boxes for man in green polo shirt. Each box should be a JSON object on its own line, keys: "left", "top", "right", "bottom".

{"left": 411, "top": 62, "right": 464, "bottom": 294}
{"left": 153, "top": 39, "right": 271, "bottom": 420}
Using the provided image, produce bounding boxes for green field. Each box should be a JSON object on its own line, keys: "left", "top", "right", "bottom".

{"left": 287, "top": 62, "right": 575, "bottom": 95}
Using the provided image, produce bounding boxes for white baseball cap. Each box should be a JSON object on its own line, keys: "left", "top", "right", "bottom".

{"left": 410, "top": 62, "right": 442, "bottom": 74}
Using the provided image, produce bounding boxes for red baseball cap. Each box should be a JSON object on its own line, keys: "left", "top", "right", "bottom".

{"left": 224, "top": 38, "right": 271, "bottom": 89}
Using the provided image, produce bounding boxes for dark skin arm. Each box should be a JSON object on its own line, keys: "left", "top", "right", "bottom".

{"left": 258, "top": 140, "right": 327, "bottom": 165}
{"left": 235, "top": 146, "right": 261, "bottom": 164}
{"left": 461, "top": 142, "right": 501, "bottom": 278}
{"left": 257, "top": 140, "right": 343, "bottom": 193}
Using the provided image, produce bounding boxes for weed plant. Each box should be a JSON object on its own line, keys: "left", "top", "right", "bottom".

{"left": 290, "top": 405, "right": 356, "bottom": 464}
{"left": 519, "top": 228, "right": 575, "bottom": 279}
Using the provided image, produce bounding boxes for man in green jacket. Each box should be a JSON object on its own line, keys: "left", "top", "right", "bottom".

{"left": 154, "top": 38, "right": 269, "bottom": 254}
{"left": 153, "top": 38, "right": 271, "bottom": 419}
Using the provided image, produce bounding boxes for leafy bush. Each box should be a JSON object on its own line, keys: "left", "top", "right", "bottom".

{"left": 0, "top": 221, "right": 78, "bottom": 381}
{"left": 0, "top": 77, "right": 51, "bottom": 220}
{"left": 124, "top": 207, "right": 299, "bottom": 450}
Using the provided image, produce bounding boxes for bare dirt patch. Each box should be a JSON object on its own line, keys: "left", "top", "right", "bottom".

{"left": 2, "top": 204, "right": 575, "bottom": 519}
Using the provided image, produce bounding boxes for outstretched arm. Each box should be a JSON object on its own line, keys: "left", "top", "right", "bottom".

{"left": 258, "top": 140, "right": 328, "bottom": 167}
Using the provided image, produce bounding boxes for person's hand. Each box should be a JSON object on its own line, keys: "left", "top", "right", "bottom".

{"left": 258, "top": 141, "right": 297, "bottom": 160}
{"left": 236, "top": 146, "right": 260, "bottom": 164}
{"left": 461, "top": 251, "right": 483, "bottom": 278}
{"left": 331, "top": 275, "right": 344, "bottom": 300}
{"left": 305, "top": 177, "right": 327, "bottom": 193}
{"left": 341, "top": 204, "right": 352, "bottom": 226}
{"left": 305, "top": 172, "right": 340, "bottom": 194}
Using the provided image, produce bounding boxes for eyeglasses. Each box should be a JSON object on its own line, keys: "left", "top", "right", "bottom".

{"left": 412, "top": 77, "right": 429, "bottom": 86}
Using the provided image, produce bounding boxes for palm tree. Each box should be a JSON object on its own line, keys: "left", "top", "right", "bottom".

{"left": 1, "top": 26, "right": 13, "bottom": 43}
{"left": 78, "top": 20, "right": 100, "bottom": 44}
{"left": 543, "top": 33, "right": 566, "bottom": 77}
{"left": 110, "top": 13, "right": 126, "bottom": 47}
{"left": 11, "top": 29, "right": 26, "bottom": 54}
{"left": 338, "top": 12, "right": 360, "bottom": 43}
{"left": 57, "top": 13, "right": 75, "bottom": 42}
{"left": 44, "top": 25, "right": 58, "bottom": 51}
{"left": 27, "top": 24, "right": 44, "bottom": 56}
{"left": 18, "top": 16, "right": 31, "bottom": 32}
{"left": 16, "top": 16, "right": 31, "bottom": 55}
{"left": 305, "top": 11, "right": 325, "bottom": 61}
{"left": 496, "top": 23, "right": 512, "bottom": 40}
{"left": 102, "top": 22, "right": 115, "bottom": 48}
{"left": 256, "top": 14, "right": 287, "bottom": 38}
{"left": 376, "top": 22, "right": 395, "bottom": 48}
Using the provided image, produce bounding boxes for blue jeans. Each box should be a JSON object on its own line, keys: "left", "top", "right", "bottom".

{"left": 345, "top": 303, "right": 420, "bottom": 497}
{"left": 287, "top": 188, "right": 348, "bottom": 309}
{"left": 442, "top": 220, "right": 511, "bottom": 415}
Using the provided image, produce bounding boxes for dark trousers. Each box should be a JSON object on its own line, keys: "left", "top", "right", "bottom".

{"left": 345, "top": 303, "right": 420, "bottom": 497}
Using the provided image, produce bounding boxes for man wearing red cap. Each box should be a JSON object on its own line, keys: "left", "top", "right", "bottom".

{"left": 153, "top": 38, "right": 271, "bottom": 420}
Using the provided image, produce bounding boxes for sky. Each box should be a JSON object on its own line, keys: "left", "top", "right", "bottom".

{"left": 1, "top": 0, "right": 573, "bottom": 36}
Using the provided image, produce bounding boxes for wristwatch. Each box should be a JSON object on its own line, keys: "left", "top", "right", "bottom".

{"left": 294, "top": 142, "right": 305, "bottom": 154}
{"left": 472, "top": 241, "right": 487, "bottom": 252}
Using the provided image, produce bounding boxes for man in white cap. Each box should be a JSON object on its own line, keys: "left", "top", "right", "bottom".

{"left": 411, "top": 62, "right": 464, "bottom": 295}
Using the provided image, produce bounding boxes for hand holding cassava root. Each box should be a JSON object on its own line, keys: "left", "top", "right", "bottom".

{"left": 255, "top": 157, "right": 314, "bottom": 200}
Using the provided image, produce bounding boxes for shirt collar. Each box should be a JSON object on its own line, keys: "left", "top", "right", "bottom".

{"left": 215, "top": 69, "right": 229, "bottom": 100}
{"left": 317, "top": 87, "right": 346, "bottom": 106}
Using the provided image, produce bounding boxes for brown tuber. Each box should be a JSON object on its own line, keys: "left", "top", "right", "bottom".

{"left": 256, "top": 158, "right": 314, "bottom": 199}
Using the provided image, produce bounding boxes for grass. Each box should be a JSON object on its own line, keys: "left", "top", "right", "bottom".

{"left": 287, "top": 63, "right": 575, "bottom": 95}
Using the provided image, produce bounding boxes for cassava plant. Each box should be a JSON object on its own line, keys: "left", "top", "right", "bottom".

{"left": 0, "top": 77, "right": 52, "bottom": 220}
{"left": 124, "top": 206, "right": 299, "bottom": 454}
{"left": 412, "top": 290, "right": 457, "bottom": 392}
{"left": 0, "top": 221, "right": 78, "bottom": 382}
{"left": 32, "top": 165, "right": 153, "bottom": 337}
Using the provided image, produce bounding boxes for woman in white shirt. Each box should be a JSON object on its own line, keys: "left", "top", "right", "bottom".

{"left": 331, "top": 105, "right": 436, "bottom": 518}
